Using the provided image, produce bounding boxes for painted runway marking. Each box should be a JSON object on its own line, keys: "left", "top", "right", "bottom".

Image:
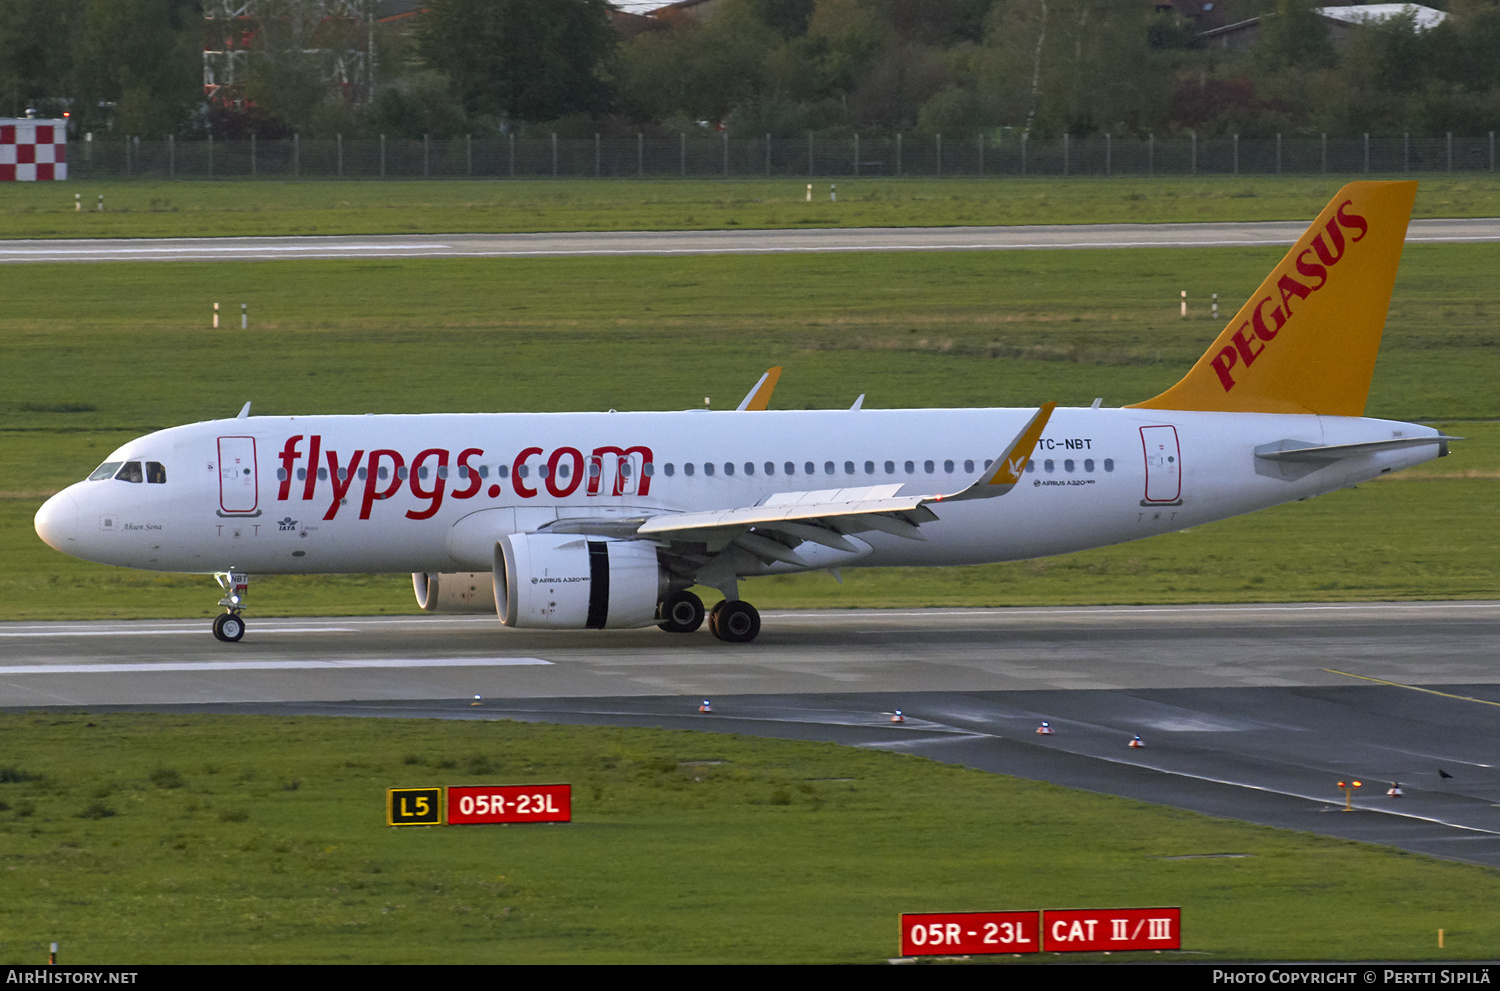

{"left": 0, "top": 626, "right": 358, "bottom": 637}
{"left": 0, "top": 657, "right": 551, "bottom": 675}
{"left": 1324, "top": 668, "right": 1500, "bottom": 708}
{"left": 870, "top": 735, "right": 1500, "bottom": 837}
{"left": 0, "top": 244, "right": 449, "bottom": 258}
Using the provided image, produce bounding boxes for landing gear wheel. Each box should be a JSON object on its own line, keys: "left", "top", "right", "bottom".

{"left": 658, "top": 590, "right": 706, "bottom": 633}
{"left": 213, "top": 613, "right": 245, "bottom": 643}
{"left": 709, "top": 600, "right": 761, "bottom": 644}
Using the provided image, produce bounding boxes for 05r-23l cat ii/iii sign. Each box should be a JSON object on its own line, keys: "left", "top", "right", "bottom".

{"left": 35, "top": 181, "right": 1454, "bottom": 644}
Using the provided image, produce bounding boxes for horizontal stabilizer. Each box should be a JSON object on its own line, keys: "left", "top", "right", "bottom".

{"left": 1254, "top": 435, "right": 1458, "bottom": 463}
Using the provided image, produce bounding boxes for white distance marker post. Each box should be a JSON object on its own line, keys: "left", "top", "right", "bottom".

{"left": 831, "top": 184, "right": 837, "bottom": 202}
{"left": 97, "top": 194, "right": 103, "bottom": 212}
{"left": 1212, "top": 292, "right": 1219, "bottom": 321}
{"left": 74, "top": 194, "right": 80, "bottom": 212}
{"left": 805, "top": 183, "right": 812, "bottom": 202}
{"left": 213, "top": 302, "right": 219, "bottom": 329}
{"left": 241, "top": 303, "right": 247, "bottom": 330}
{"left": 1180, "top": 290, "right": 1187, "bottom": 318}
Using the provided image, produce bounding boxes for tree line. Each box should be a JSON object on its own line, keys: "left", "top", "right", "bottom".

{"left": 3, "top": 0, "right": 1499, "bottom": 141}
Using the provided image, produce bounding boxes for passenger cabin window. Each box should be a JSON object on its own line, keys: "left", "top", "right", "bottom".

{"left": 89, "top": 462, "right": 123, "bottom": 481}
{"left": 116, "top": 461, "right": 143, "bottom": 483}
{"left": 146, "top": 462, "right": 167, "bottom": 484}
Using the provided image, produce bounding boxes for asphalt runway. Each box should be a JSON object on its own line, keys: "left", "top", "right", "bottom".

{"left": 5, "top": 601, "right": 1500, "bottom": 866}
{"left": 2, "top": 217, "right": 1499, "bottom": 263}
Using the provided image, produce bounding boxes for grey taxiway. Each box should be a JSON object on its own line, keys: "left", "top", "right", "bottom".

{"left": 3, "top": 217, "right": 1500, "bottom": 263}
{"left": 5, "top": 601, "right": 1500, "bottom": 867}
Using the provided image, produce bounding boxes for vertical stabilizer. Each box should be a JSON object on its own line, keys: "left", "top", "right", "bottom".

{"left": 1128, "top": 181, "right": 1416, "bottom": 416}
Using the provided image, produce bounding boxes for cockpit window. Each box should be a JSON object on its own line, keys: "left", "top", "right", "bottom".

{"left": 115, "top": 461, "right": 143, "bottom": 483}
{"left": 88, "top": 461, "right": 123, "bottom": 481}
{"left": 146, "top": 462, "right": 167, "bottom": 484}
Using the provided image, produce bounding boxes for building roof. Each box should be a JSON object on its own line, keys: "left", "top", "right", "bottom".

{"left": 1317, "top": 4, "right": 1447, "bottom": 32}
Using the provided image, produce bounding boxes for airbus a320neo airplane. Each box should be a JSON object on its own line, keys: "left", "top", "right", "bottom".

{"left": 35, "top": 181, "right": 1453, "bottom": 644}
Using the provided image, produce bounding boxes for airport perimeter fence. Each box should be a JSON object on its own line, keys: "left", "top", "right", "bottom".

{"left": 68, "top": 130, "right": 1499, "bottom": 180}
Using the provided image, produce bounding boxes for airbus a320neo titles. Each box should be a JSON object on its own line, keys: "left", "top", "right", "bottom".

{"left": 35, "top": 181, "right": 1453, "bottom": 644}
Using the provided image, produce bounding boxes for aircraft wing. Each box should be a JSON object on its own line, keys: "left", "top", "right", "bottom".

{"left": 735, "top": 367, "right": 783, "bottom": 411}
{"left": 547, "top": 403, "right": 1056, "bottom": 568}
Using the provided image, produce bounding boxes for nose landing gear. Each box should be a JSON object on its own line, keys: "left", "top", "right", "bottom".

{"left": 212, "top": 571, "right": 249, "bottom": 642}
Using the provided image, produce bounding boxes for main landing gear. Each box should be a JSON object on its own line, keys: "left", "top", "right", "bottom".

{"left": 212, "top": 571, "right": 249, "bottom": 643}
{"left": 708, "top": 599, "right": 760, "bottom": 644}
{"left": 658, "top": 591, "right": 762, "bottom": 643}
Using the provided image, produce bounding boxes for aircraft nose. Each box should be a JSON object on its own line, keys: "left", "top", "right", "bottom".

{"left": 34, "top": 489, "right": 80, "bottom": 554}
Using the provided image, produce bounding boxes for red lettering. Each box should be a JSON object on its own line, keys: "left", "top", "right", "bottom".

{"left": 1336, "top": 199, "right": 1368, "bottom": 242}
{"left": 301, "top": 434, "right": 321, "bottom": 501}
{"left": 511, "top": 447, "right": 542, "bottom": 499}
{"left": 1277, "top": 273, "right": 1313, "bottom": 319}
{"left": 589, "top": 445, "right": 655, "bottom": 496}
{"left": 1251, "top": 296, "right": 1285, "bottom": 343}
{"left": 546, "top": 447, "right": 584, "bottom": 498}
{"left": 1311, "top": 220, "right": 1346, "bottom": 267}
{"left": 323, "top": 449, "right": 364, "bottom": 520}
{"left": 451, "top": 448, "right": 484, "bottom": 499}
{"left": 277, "top": 435, "right": 303, "bottom": 501}
{"left": 406, "top": 448, "right": 448, "bottom": 521}
{"left": 1210, "top": 346, "right": 1239, "bottom": 392}
{"left": 360, "top": 450, "right": 405, "bottom": 519}
{"left": 1231, "top": 323, "right": 1264, "bottom": 368}
{"left": 1295, "top": 249, "right": 1328, "bottom": 290}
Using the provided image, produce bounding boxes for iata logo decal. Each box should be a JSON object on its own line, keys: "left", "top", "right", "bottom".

{"left": 276, "top": 517, "right": 298, "bottom": 531}
{"left": 1210, "top": 199, "right": 1369, "bottom": 392}
{"left": 275, "top": 436, "right": 654, "bottom": 521}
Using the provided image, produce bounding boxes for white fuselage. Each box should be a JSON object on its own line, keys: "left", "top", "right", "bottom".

{"left": 34, "top": 406, "right": 1442, "bottom": 578}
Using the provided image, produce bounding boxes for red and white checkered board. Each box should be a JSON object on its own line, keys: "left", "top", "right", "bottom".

{"left": 0, "top": 120, "right": 69, "bottom": 181}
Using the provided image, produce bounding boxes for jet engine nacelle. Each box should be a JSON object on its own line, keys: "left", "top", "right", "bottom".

{"left": 495, "top": 532, "right": 665, "bottom": 630}
{"left": 412, "top": 572, "right": 497, "bottom": 614}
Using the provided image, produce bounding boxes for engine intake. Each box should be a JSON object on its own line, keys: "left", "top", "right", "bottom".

{"left": 496, "top": 533, "right": 664, "bottom": 630}
{"left": 412, "top": 572, "right": 496, "bottom": 614}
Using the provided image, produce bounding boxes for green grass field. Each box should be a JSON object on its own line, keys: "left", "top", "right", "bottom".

{"left": 0, "top": 175, "right": 1497, "bottom": 238}
{"left": 3, "top": 243, "right": 1496, "bottom": 620}
{"left": 2, "top": 713, "right": 1496, "bottom": 964}
{"left": 3, "top": 179, "right": 1497, "bottom": 966}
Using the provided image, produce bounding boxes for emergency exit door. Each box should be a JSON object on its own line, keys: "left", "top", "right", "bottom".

{"left": 218, "top": 436, "right": 259, "bottom": 515}
{"left": 1140, "top": 425, "right": 1182, "bottom": 505}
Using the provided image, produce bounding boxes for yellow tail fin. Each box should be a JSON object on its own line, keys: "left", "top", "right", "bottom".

{"left": 1127, "top": 181, "right": 1416, "bottom": 416}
